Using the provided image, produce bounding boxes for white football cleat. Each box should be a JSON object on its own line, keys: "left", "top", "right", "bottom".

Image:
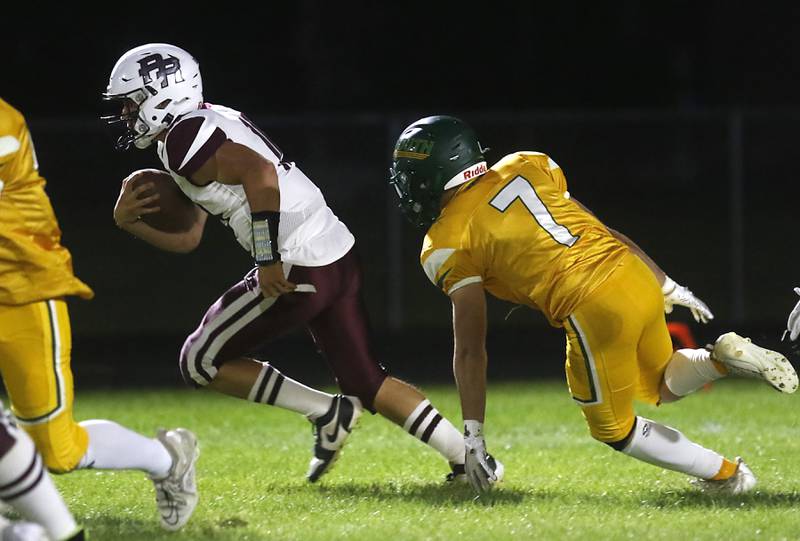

{"left": 446, "top": 455, "right": 505, "bottom": 485}
{"left": 151, "top": 428, "right": 199, "bottom": 531}
{"left": 712, "top": 332, "right": 798, "bottom": 393}
{"left": 307, "top": 395, "right": 362, "bottom": 482}
{"left": 692, "top": 457, "right": 756, "bottom": 495}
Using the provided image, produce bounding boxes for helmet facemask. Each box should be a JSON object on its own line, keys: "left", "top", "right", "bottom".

{"left": 389, "top": 166, "right": 445, "bottom": 228}
{"left": 101, "top": 89, "right": 152, "bottom": 151}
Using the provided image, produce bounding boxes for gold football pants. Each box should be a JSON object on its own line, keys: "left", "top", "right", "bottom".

{"left": 0, "top": 299, "right": 88, "bottom": 472}
{"left": 564, "top": 253, "right": 674, "bottom": 443}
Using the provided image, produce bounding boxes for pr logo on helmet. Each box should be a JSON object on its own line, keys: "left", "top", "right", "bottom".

{"left": 394, "top": 138, "right": 434, "bottom": 160}
{"left": 137, "top": 54, "right": 185, "bottom": 89}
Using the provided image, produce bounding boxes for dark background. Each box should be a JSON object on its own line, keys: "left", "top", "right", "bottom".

{"left": 5, "top": 4, "right": 800, "bottom": 388}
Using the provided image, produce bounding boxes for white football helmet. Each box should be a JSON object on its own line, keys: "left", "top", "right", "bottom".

{"left": 103, "top": 43, "right": 203, "bottom": 150}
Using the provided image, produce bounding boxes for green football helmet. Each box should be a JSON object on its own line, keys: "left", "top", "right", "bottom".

{"left": 389, "top": 115, "right": 487, "bottom": 227}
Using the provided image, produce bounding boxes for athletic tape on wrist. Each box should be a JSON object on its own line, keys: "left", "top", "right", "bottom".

{"left": 252, "top": 211, "right": 281, "bottom": 266}
{"left": 464, "top": 419, "right": 484, "bottom": 438}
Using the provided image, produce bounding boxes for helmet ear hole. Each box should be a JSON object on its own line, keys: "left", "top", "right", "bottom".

{"left": 155, "top": 99, "right": 172, "bottom": 110}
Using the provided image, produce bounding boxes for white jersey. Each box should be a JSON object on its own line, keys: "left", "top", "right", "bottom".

{"left": 156, "top": 103, "right": 354, "bottom": 267}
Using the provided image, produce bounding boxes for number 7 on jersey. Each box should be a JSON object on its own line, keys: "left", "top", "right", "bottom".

{"left": 489, "top": 175, "right": 579, "bottom": 247}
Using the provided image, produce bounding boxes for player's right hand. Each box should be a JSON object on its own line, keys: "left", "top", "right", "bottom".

{"left": 786, "top": 287, "right": 800, "bottom": 341}
{"left": 662, "top": 276, "right": 714, "bottom": 324}
{"left": 114, "top": 174, "right": 161, "bottom": 227}
{"left": 257, "top": 263, "right": 296, "bottom": 298}
{"left": 464, "top": 422, "right": 497, "bottom": 494}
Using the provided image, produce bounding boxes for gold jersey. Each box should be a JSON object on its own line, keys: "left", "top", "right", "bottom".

{"left": 0, "top": 98, "right": 93, "bottom": 305}
{"left": 421, "top": 152, "right": 629, "bottom": 327}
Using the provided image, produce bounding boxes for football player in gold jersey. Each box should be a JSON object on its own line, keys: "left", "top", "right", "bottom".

{"left": 0, "top": 98, "right": 199, "bottom": 531}
{"left": 389, "top": 115, "right": 798, "bottom": 495}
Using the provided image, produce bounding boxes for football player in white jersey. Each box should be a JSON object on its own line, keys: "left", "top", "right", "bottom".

{"left": 103, "top": 43, "right": 490, "bottom": 484}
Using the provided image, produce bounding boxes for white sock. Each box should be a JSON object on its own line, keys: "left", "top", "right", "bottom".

{"left": 664, "top": 348, "right": 725, "bottom": 396}
{"left": 402, "top": 400, "right": 464, "bottom": 464}
{"left": 622, "top": 416, "right": 723, "bottom": 478}
{"left": 247, "top": 362, "right": 333, "bottom": 419}
{"left": 78, "top": 420, "right": 172, "bottom": 478}
{"left": 0, "top": 424, "right": 78, "bottom": 540}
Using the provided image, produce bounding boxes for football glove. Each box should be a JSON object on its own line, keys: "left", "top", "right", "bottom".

{"left": 463, "top": 420, "right": 496, "bottom": 494}
{"left": 662, "top": 276, "right": 714, "bottom": 323}
{"left": 786, "top": 287, "right": 800, "bottom": 341}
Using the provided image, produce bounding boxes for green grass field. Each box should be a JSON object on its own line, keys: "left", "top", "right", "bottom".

{"left": 51, "top": 380, "right": 800, "bottom": 541}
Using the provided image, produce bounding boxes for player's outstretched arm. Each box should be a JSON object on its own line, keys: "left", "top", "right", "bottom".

{"left": 451, "top": 283, "right": 498, "bottom": 493}
{"left": 451, "top": 283, "right": 488, "bottom": 422}
{"left": 114, "top": 175, "right": 207, "bottom": 253}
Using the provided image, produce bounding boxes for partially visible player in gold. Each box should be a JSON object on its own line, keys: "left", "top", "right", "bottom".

{"left": 0, "top": 97, "right": 93, "bottom": 470}
{"left": 0, "top": 98, "right": 200, "bottom": 531}
{"left": 389, "top": 115, "right": 798, "bottom": 495}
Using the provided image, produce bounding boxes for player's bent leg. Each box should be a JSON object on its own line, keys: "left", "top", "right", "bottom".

{"left": 607, "top": 415, "right": 752, "bottom": 493}
{"left": 711, "top": 332, "right": 798, "bottom": 393}
{"left": 181, "top": 262, "right": 377, "bottom": 483}
{"left": 0, "top": 412, "right": 82, "bottom": 540}
{"left": 581, "top": 386, "right": 748, "bottom": 491}
{"left": 179, "top": 268, "right": 338, "bottom": 419}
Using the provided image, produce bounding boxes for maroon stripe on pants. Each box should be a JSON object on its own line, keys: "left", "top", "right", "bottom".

{"left": 180, "top": 249, "right": 388, "bottom": 409}
{"left": 179, "top": 278, "right": 260, "bottom": 386}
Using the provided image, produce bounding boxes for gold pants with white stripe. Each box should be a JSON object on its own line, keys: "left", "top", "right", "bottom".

{"left": 564, "top": 253, "right": 674, "bottom": 443}
{"left": 0, "top": 299, "right": 88, "bottom": 472}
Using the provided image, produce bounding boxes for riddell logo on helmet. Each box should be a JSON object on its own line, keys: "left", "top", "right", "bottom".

{"left": 444, "top": 161, "right": 488, "bottom": 190}
{"left": 462, "top": 162, "right": 487, "bottom": 181}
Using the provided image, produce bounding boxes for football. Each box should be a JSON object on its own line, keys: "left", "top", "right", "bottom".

{"left": 127, "top": 169, "right": 197, "bottom": 233}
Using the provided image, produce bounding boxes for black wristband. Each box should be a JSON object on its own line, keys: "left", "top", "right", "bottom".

{"left": 252, "top": 210, "right": 281, "bottom": 266}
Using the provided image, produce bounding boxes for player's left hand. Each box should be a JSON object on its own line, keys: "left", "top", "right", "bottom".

{"left": 786, "top": 287, "right": 800, "bottom": 341}
{"left": 464, "top": 422, "right": 497, "bottom": 494}
{"left": 662, "top": 276, "right": 714, "bottom": 323}
{"left": 257, "top": 263, "right": 296, "bottom": 298}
